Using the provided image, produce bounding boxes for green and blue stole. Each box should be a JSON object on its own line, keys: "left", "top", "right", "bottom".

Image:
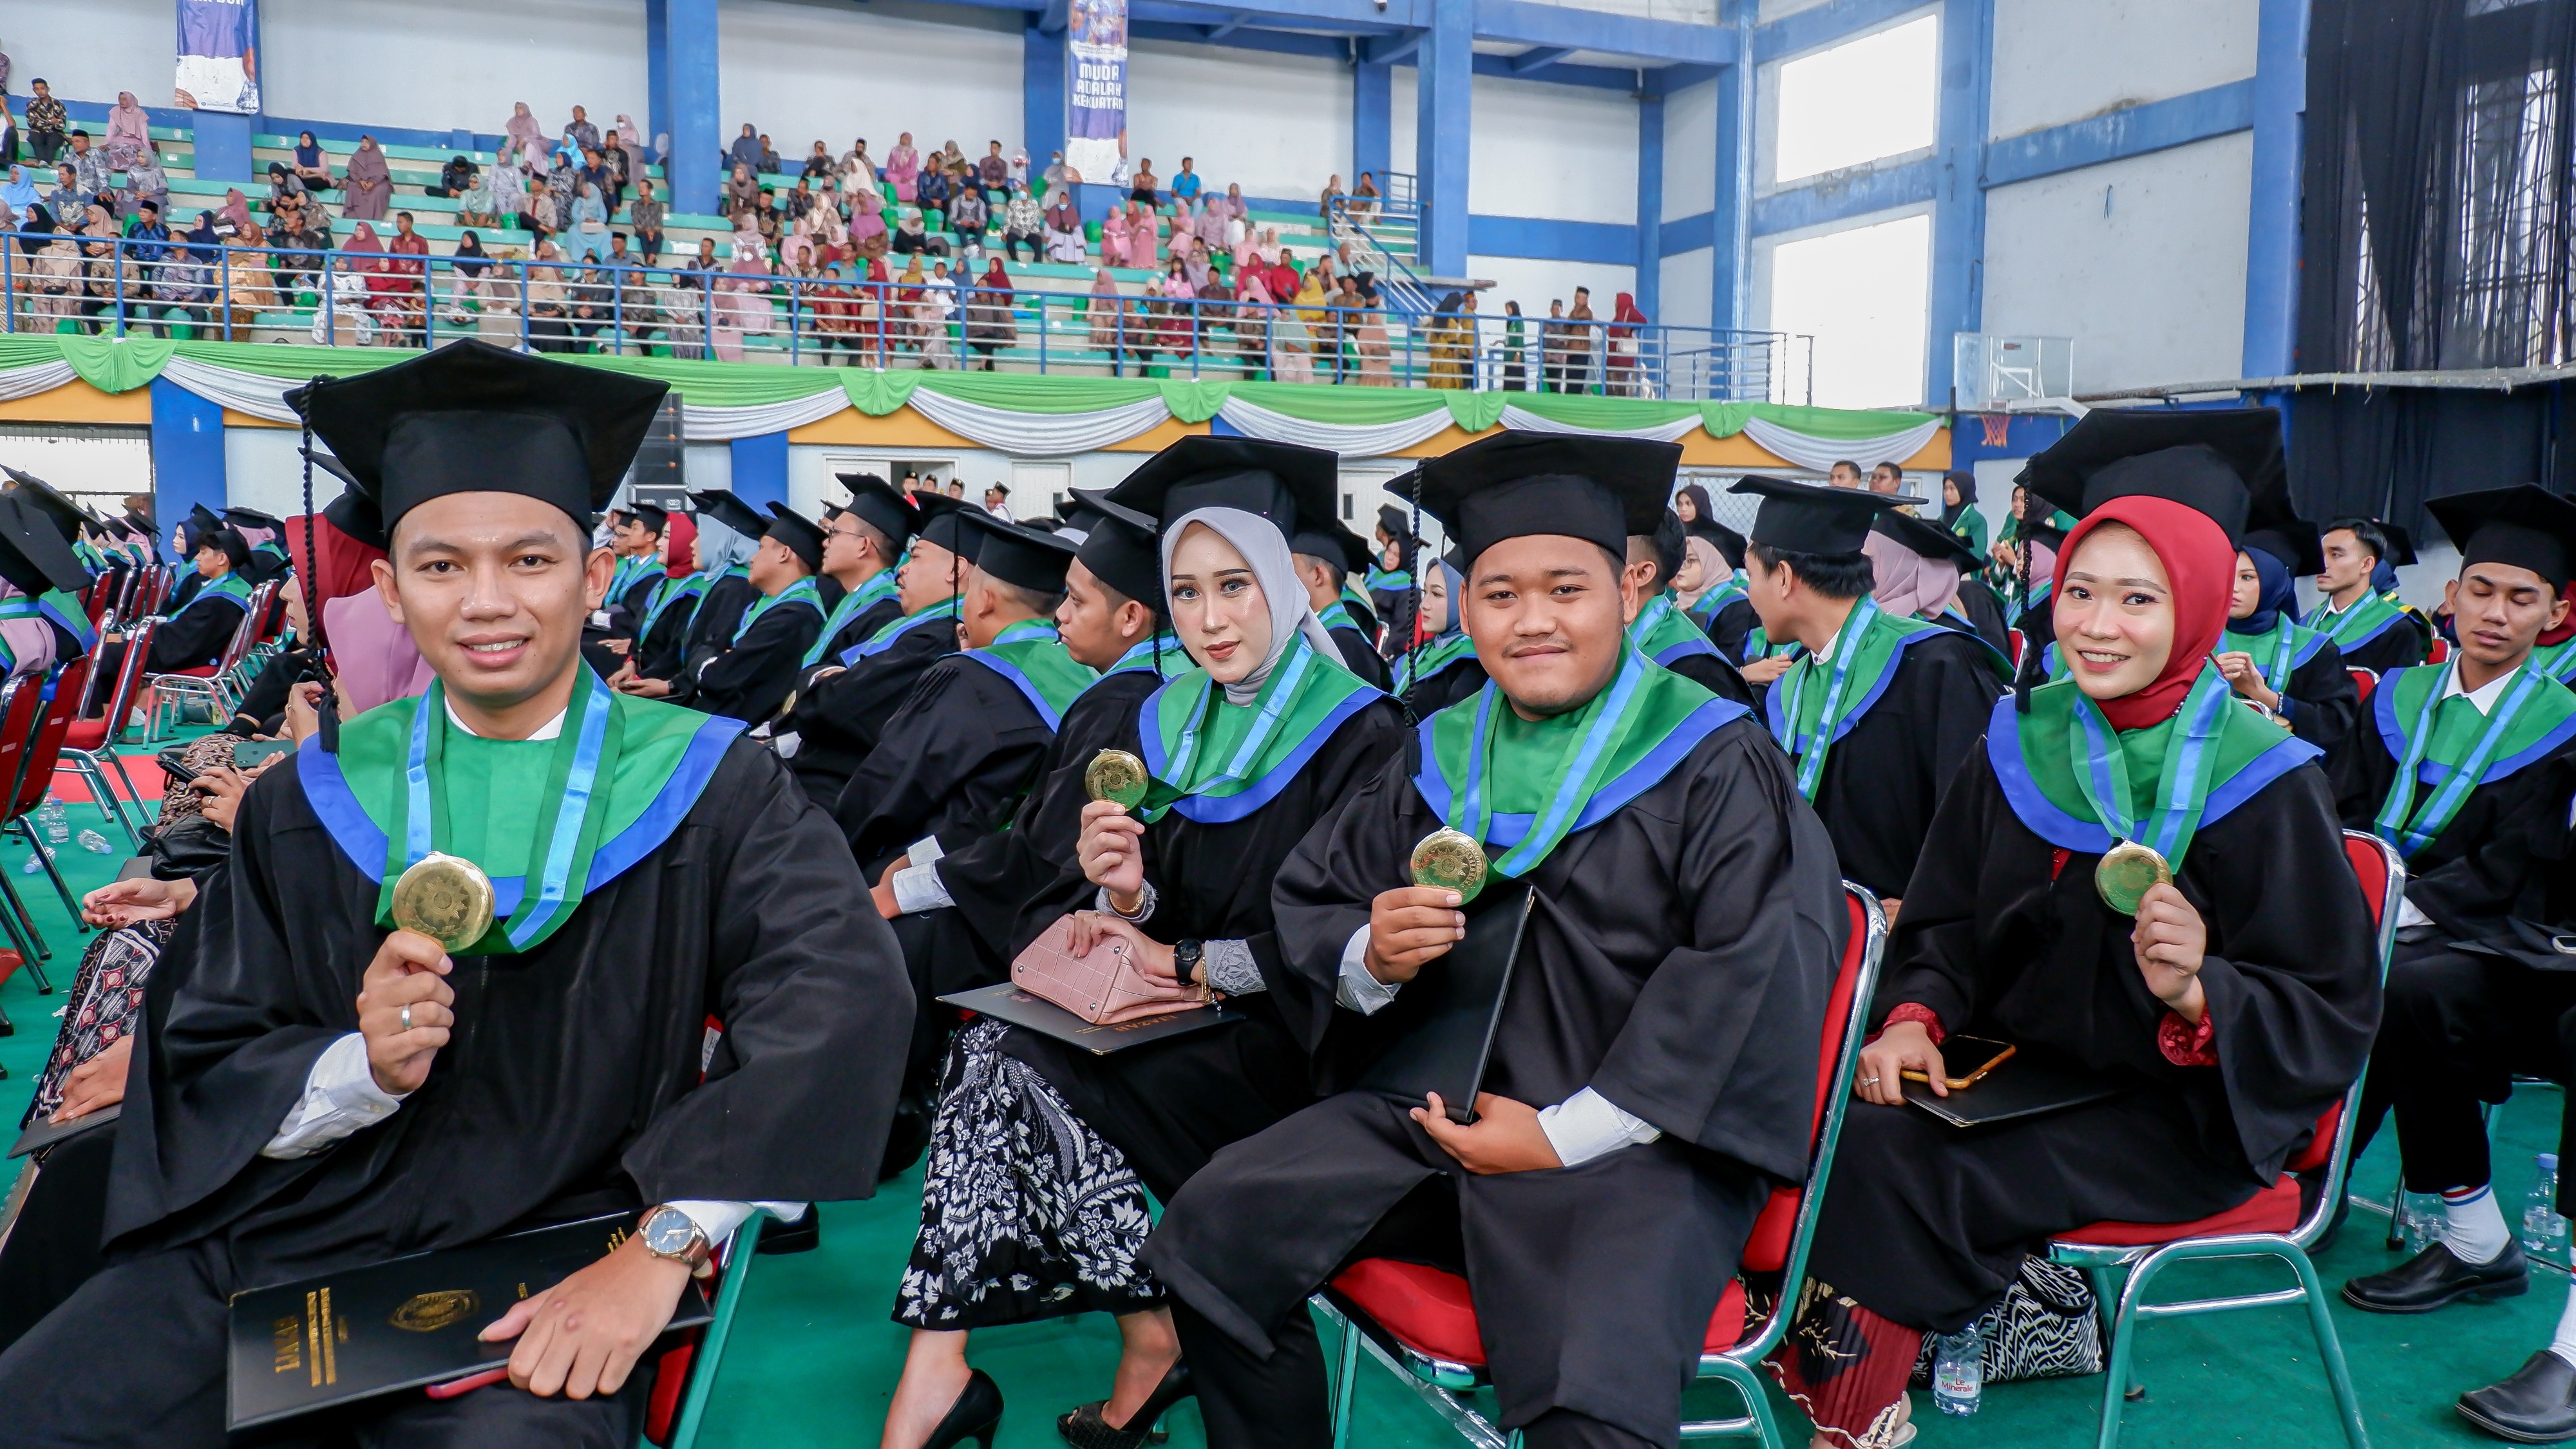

{"left": 1686, "top": 574, "right": 1745, "bottom": 629}
{"left": 171, "top": 571, "right": 253, "bottom": 621}
{"left": 959, "top": 619, "right": 1098, "bottom": 730}
{"left": 607, "top": 553, "right": 655, "bottom": 603}
{"left": 804, "top": 569, "right": 900, "bottom": 666}
{"left": 1411, "top": 647, "right": 1743, "bottom": 876}
{"left": 1318, "top": 599, "right": 1367, "bottom": 638}
{"left": 1629, "top": 593, "right": 1721, "bottom": 668}
{"left": 2221, "top": 616, "right": 2331, "bottom": 694}
{"left": 2530, "top": 635, "right": 2576, "bottom": 685}
{"left": 71, "top": 542, "right": 104, "bottom": 575}
{"left": 296, "top": 665, "right": 747, "bottom": 954}
{"left": 843, "top": 596, "right": 958, "bottom": 667}
{"left": 732, "top": 576, "right": 824, "bottom": 643}
{"left": 705, "top": 564, "right": 756, "bottom": 638}
{"left": 1392, "top": 629, "right": 1477, "bottom": 694}
{"left": 1765, "top": 598, "right": 1948, "bottom": 800}
{"left": 1134, "top": 636, "right": 1381, "bottom": 824}
{"left": 1365, "top": 565, "right": 1412, "bottom": 595}
{"left": 2369, "top": 661, "right": 2576, "bottom": 858}
{"left": 638, "top": 571, "right": 708, "bottom": 641}
{"left": 2305, "top": 590, "right": 2412, "bottom": 654}
{"left": 0, "top": 588, "right": 97, "bottom": 656}
{"left": 1338, "top": 583, "right": 1379, "bottom": 630}
{"left": 1740, "top": 626, "right": 1802, "bottom": 662}
{"left": 1101, "top": 632, "right": 1189, "bottom": 681}
{"left": 1985, "top": 672, "right": 2318, "bottom": 862}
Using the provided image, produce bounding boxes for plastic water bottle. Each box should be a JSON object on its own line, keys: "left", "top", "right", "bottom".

{"left": 75, "top": 829, "right": 111, "bottom": 856}
{"left": 2401, "top": 1190, "right": 2443, "bottom": 1255}
{"left": 37, "top": 800, "right": 68, "bottom": 846}
{"left": 19, "top": 844, "right": 52, "bottom": 874}
{"left": 2524, "top": 1156, "right": 2569, "bottom": 1260}
{"left": 1932, "top": 1326, "right": 1983, "bottom": 1416}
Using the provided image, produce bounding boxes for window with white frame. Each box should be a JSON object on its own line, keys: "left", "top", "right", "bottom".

{"left": 1773, "top": 14, "right": 1939, "bottom": 184}
{"left": 1766, "top": 213, "right": 1933, "bottom": 408}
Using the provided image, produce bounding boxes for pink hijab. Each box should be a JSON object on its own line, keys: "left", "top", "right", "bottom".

{"left": 324, "top": 592, "right": 435, "bottom": 713}
{"left": 107, "top": 94, "right": 150, "bottom": 149}
{"left": 1862, "top": 531, "right": 1960, "bottom": 618}
{"left": 0, "top": 584, "right": 57, "bottom": 679}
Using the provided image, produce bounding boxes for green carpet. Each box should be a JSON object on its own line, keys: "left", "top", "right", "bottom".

{"left": 0, "top": 781, "right": 2566, "bottom": 1448}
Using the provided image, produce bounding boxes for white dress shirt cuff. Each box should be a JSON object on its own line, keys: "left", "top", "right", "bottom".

{"left": 1335, "top": 925, "right": 1402, "bottom": 1014}
{"left": 2397, "top": 894, "right": 2432, "bottom": 930}
{"left": 262, "top": 1032, "right": 405, "bottom": 1159}
{"left": 891, "top": 861, "right": 956, "bottom": 915}
{"left": 1537, "top": 1087, "right": 1663, "bottom": 1168}
{"left": 908, "top": 835, "right": 947, "bottom": 866}
{"left": 662, "top": 1200, "right": 810, "bottom": 1245}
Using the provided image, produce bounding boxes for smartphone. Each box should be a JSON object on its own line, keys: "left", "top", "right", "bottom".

{"left": 232, "top": 739, "right": 295, "bottom": 771}
{"left": 1899, "top": 1036, "right": 2016, "bottom": 1091}
{"left": 155, "top": 748, "right": 201, "bottom": 785}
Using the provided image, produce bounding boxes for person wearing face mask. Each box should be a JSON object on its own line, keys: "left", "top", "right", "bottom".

{"left": 1142, "top": 430, "right": 1843, "bottom": 1449}
{"left": 1770, "top": 412, "right": 2380, "bottom": 1449}
{"left": 876, "top": 437, "right": 1405, "bottom": 1449}
{"left": 2213, "top": 520, "right": 2360, "bottom": 755}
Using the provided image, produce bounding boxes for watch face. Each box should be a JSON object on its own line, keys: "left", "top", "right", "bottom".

{"left": 643, "top": 1208, "right": 699, "bottom": 1255}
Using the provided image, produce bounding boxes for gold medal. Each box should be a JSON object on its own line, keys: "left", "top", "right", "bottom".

{"left": 1409, "top": 827, "right": 1489, "bottom": 903}
{"left": 390, "top": 851, "right": 497, "bottom": 954}
{"left": 1084, "top": 748, "right": 1150, "bottom": 811}
{"left": 2094, "top": 840, "right": 2172, "bottom": 916}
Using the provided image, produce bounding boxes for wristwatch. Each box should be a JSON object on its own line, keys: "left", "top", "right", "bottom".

{"left": 636, "top": 1205, "right": 714, "bottom": 1272}
{"left": 1173, "top": 938, "right": 1205, "bottom": 987}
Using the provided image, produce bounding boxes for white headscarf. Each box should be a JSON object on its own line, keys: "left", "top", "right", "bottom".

{"left": 1160, "top": 507, "right": 1338, "bottom": 705}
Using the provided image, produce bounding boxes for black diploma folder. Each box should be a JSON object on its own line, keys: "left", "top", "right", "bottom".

{"left": 8, "top": 1104, "right": 118, "bottom": 1159}
{"left": 1356, "top": 884, "right": 1535, "bottom": 1124}
{"left": 225, "top": 1213, "right": 712, "bottom": 1430}
{"left": 1901, "top": 1046, "right": 2125, "bottom": 1128}
{"left": 938, "top": 981, "right": 1238, "bottom": 1054}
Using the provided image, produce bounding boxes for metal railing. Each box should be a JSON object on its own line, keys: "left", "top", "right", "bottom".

{"left": 0, "top": 232, "right": 1812, "bottom": 402}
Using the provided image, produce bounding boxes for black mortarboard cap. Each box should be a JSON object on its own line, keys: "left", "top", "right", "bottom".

{"left": 1291, "top": 516, "right": 1375, "bottom": 577}
{"left": 1103, "top": 437, "right": 1338, "bottom": 540}
{"left": 289, "top": 338, "right": 668, "bottom": 533}
{"left": 303, "top": 448, "right": 388, "bottom": 550}
{"left": 1396, "top": 432, "right": 1678, "bottom": 565}
{"left": 211, "top": 526, "right": 252, "bottom": 572}
{"left": 222, "top": 506, "right": 284, "bottom": 534}
{"left": 2327, "top": 517, "right": 2418, "bottom": 567}
{"left": 688, "top": 489, "right": 769, "bottom": 545}
{"left": 1057, "top": 493, "right": 1112, "bottom": 538}
{"left": 627, "top": 501, "right": 670, "bottom": 533}
{"left": 1376, "top": 503, "right": 1420, "bottom": 543}
{"left": 1069, "top": 491, "right": 1164, "bottom": 609}
{"left": 1689, "top": 517, "right": 1747, "bottom": 571}
{"left": 762, "top": 502, "right": 826, "bottom": 573}
{"left": 960, "top": 511, "right": 1077, "bottom": 594}
{"left": 2241, "top": 519, "right": 2323, "bottom": 577}
{"left": 911, "top": 493, "right": 981, "bottom": 558}
{"left": 1731, "top": 475, "right": 1917, "bottom": 556}
{"left": 125, "top": 505, "right": 156, "bottom": 537}
{"left": 2, "top": 466, "right": 90, "bottom": 546}
{"left": 2016, "top": 407, "right": 2287, "bottom": 545}
{"left": 834, "top": 473, "right": 916, "bottom": 549}
{"left": 2427, "top": 485, "right": 2576, "bottom": 592}
{"left": 1871, "top": 510, "right": 1982, "bottom": 573}
{"left": 0, "top": 495, "right": 93, "bottom": 595}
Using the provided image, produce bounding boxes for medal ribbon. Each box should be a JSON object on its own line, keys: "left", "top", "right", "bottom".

{"left": 2373, "top": 661, "right": 2552, "bottom": 858}
{"left": 1450, "top": 647, "right": 1649, "bottom": 877}
{"left": 1773, "top": 597, "right": 1880, "bottom": 800}
{"left": 2064, "top": 666, "right": 2235, "bottom": 868}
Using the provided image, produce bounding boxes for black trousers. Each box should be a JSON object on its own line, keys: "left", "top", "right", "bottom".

{"left": 0, "top": 1240, "right": 647, "bottom": 1447}
{"left": 0, "top": 1124, "right": 117, "bottom": 1354}
{"left": 2352, "top": 939, "right": 2576, "bottom": 1211}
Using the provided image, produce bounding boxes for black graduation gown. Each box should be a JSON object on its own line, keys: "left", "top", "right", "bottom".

{"left": 142, "top": 594, "right": 247, "bottom": 674}
{"left": 2010, "top": 596, "right": 2053, "bottom": 691}
{"left": 673, "top": 573, "right": 759, "bottom": 699}
{"left": 1144, "top": 716, "right": 1844, "bottom": 1447}
{"left": 1665, "top": 650, "right": 1757, "bottom": 709}
{"left": 1707, "top": 596, "right": 1762, "bottom": 666}
{"left": 633, "top": 583, "right": 705, "bottom": 683}
{"left": 783, "top": 616, "right": 960, "bottom": 810}
{"left": 834, "top": 654, "right": 1057, "bottom": 878}
{"left": 2269, "top": 636, "right": 2362, "bottom": 759}
{"left": 0, "top": 740, "right": 912, "bottom": 1442}
{"left": 810, "top": 589, "right": 904, "bottom": 672}
{"left": 1804, "top": 749, "right": 2380, "bottom": 1330}
{"left": 1398, "top": 654, "right": 1488, "bottom": 719}
{"left": 2331, "top": 609, "right": 2432, "bottom": 676}
{"left": 691, "top": 594, "right": 825, "bottom": 725}
{"left": 603, "top": 565, "right": 664, "bottom": 639}
{"left": 1783, "top": 630, "right": 2007, "bottom": 899}
{"left": 166, "top": 571, "right": 205, "bottom": 615}
{"left": 1331, "top": 623, "right": 1392, "bottom": 691}
{"left": 1956, "top": 578, "right": 2011, "bottom": 656}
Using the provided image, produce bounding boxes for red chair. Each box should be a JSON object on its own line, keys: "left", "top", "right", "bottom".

{"left": 2046, "top": 831, "right": 2401, "bottom": 1449}
{"left": 2428, "top": 638, "right": 2451, "bottom": 665}
{"left": 4, "top": 660, "right": 95, "bottom": 926}
{"left": 1314, "top": 885, "right": 1889, "bottom": 1449}
{"left": 2349, "top": 667, "right": 2378, "bottom": 701}
{"left": 148, "top": 582, "right": 274, "bottom": 739}
{"left": 0, "top": 674, "right": 61, "bottom": 985}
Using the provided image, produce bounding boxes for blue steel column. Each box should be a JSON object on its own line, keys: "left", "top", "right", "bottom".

{"left": 1414, "top": 0, "right": 1473, "bottom": 278}
{"left": 1636, "top": 92, "right": 1664, "bottom": 321}
{"left": 2241, "top": 0, "right": 2309, "bottom": 377}
{"left": 656, "top": 0, "right": 723, "bottom": 218}
{"left": 1924, "top": 0, "right": 1994, "bottom": 407}
{"left": 149, "top": 380, "right": 229, "bottom": 533}
{"left": 1027, "top": 25, "right": 1068, "bottom": 175}
{"left": 1353, "top": 59, "right": 1392, "bottom": 191}
{"left": 1710, "top": 14, "right": 1754, "bottom": 335}
{"left": 648, "top": 0, "right": 672, "bottom": 167}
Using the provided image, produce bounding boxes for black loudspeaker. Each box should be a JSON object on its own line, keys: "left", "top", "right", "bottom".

{"left": 627, "top": 394, "right": 688, "bottom": 513}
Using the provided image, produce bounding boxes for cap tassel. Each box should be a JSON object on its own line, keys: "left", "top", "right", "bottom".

{"left": 299, "top": 385, "right": 343, "bottom": 753}
{"left": 1397, "top": 477, "right": 1425, "bottom": 729}
{"left": 2014, "top": 513, "right": 2035, "bottom": 716}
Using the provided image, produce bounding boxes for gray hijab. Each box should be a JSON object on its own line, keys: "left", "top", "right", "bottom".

{"left": 1161, "top": 507, "right": 1338, "bottom": 705}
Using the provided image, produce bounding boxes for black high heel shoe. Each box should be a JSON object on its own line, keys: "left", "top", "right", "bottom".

{"left": 923, "top": 1367, "right": 1005, "bottom": 1449}
{"left": 1056, "top": 1360, "right": 1193, "bottom": 1449}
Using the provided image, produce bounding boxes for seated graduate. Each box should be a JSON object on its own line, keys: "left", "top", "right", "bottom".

{"left": 1391, "top": 547, "right": 1488, "bottom": 715}
{"left": 2308, "top": 516, "right": 2431, "bottom": 675}
{"left": 2334, "top": 486, "right": 2576, "bottom": 1441}
{"left": 2211, "top": 520, "right": 2362, "bottom": 755}
{"left": 1732, "top": 475, "right": 2009, "bottom": 911}
{"left": 164, "top": 504, "right": 223, "bottom": 615}
{"left": 94, "top": 522, "right": 254, "bottom": 685}
{"left": 0, "top": 473, "right": 105, "bottom": 661}
{"left": 222, "top": 506, "right": 292, "bottom": 585}
{"left": 0, "top": 495, "right": 93, "bottom": 682}
{"left": 806, "top": 473, "right": 914, "bottom": 667}
{"left": 1773, "top": 430, "right": 2380, "bottom": 1449}
{"left": 1625, "top": 491, "right": 1757, "bottom": 706}
{"left": 1678, "top": 514, "right": 1761, "bottom": 663}
{"left": 779, "top": 492, "right": 978, "bottom": 810}
{"left": 600, "top": 501, "right": 670, "bottom": 639}
{"left": 1871, "top": 509, "right": 2011, "bottom": 657}
{"left": 1367, "top": 503, "right": 1419, "bottom": 650}
{"left": 669, "top": 488, "right": 764, "bottom": 688}
{"left": 0, "top": 338, "right": 912, "bottom": 1448}
{"left": 679, "top": 498, "right": 830, "bottom": 724}
{"left": 621, "top": 509, "right": 708, "bottom": 690}
{"left": 880, "top": 442, "right": 1403, "bottom": 1449}
{"left": 1142, "top": 428, "right": 1842, "bottom": 1449}
{"left": 1292, "top": 509, "right": 1393, "bottom": 690}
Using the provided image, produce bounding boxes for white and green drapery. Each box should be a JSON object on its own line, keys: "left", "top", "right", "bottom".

{"left": 0, "top": 336, "right": 1941, "bottom": 462}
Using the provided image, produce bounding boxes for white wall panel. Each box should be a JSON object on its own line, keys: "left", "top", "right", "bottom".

{"left": 262, "top": 0, "right": 646, "bottom": 137}
{"left": 3, "top": 1, "right": 171, "bottom": 109}
{"left": 718, "top": 0, "right": 1021, "bottom": 168}
{"left": 1658, "top": 246, "right": 1714, "bottom": 332}
{"left": 220, "top": 427, "right": 339, "bottom": 516}
{"left": 1391, "top": 68, "right": 1419, "bottom": 176}
{"left": 1661, "top": 78, "right": 1720, "bottom": 223}
{"left": 1981, "top": 131, "right": 2251, "bottom": 394}
{"left": 1988, "top": 0, "right": 2257, "bottom": 139}
{"left": 1469, "top": 75, "right": 1638, "bottom": 225}
{"left": 1126, "top": 39, "right": 1351, "bottom": 200}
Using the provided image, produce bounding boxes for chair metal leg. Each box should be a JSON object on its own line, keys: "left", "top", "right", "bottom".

{"left": 0, "top": 853, "right": 53, "bottom": 970}
{"left": 667, "top": 1214, "right": 764, "bottom": 1449}
{"left": 2095, "top": 1255, "right": 2158, "bottom": 1449}
{"left": 2282, "top": 1245, "right": 2371, "bottom": 1449}
{"left": 21, "top": 821, "right": 84, "bottom": 930}
{"left": 1329, "top": 1308, "right": 1361, "bottom": 1449}
{"left": 1691, "top": 1359, "right": 1784, "bottom": 1449}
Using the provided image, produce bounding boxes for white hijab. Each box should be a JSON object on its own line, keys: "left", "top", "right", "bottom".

{"left": 1161, "top": 507, "right": 1339, "bottom": 705}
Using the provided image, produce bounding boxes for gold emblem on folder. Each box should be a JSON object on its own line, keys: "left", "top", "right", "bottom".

{"left": 390, "top": 852, "right": 497, "bottom": 954}
{"left": 389, "top": 1289, "right": 482, "bottom": 1333}
{"left": 1084, "top": 749, "right": 1150, "bottom": 811}
{"left": 1410, "top": 828, "right": 1489, "bottom": 903}
{"left": 2094, "top": 840, "right": 2172, "bottom": 917}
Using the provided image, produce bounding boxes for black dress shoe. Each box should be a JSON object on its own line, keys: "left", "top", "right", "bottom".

{"left": 924, "top": 1368, "right": 1005, "bottom": 1449}
{"left": 2344, "top": 1240, "right": 2529, "bottom": 1313}
{"left": 1057, "top": 1361, "right": 1194, "bottom": 1449}
{"left": 2460, "top": 1352, "right": 2576, "bottom": 1443}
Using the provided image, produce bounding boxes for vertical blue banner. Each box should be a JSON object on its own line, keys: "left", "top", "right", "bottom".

{"left": 176, "top": 0, "right": 260, "bottom": 114}
{"left": 1065, "top": 0, "right": 1128, "bottom": 185}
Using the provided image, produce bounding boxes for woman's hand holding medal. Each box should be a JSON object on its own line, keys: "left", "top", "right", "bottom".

{"left": 2130, "top": 882, "right": 2209, "bottom": 1023}
{"left": 1076, "top": 798, "right": 1149, "bottom": 915}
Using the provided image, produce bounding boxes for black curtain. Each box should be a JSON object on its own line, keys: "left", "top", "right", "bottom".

{"left": 2286, "top": 384, "right": 2574, "bottom": 527}
{"left": 2300, "top": 0, "right": 2576, "bottom": 375}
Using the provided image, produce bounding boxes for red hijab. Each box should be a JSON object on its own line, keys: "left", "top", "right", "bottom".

{"left": 2052, "top": 495, "right": 2233, "bottom": 730}
{"left": 663, "top": 511, "right": 699, "bottom": 578}
{"left": 284, "top": 513, "right": 386, "bottom": 621}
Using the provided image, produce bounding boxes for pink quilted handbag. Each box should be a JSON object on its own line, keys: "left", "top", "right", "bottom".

{"left": 1011, "top": 914, "right": 1209, "bottom": 1025}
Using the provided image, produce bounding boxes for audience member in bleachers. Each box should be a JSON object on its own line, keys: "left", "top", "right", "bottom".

{"left": 64, "top": 133, "right": 110, "bottom": 203}
{"left": 757, "top": 133, "right": 784, "bottom": 173}
{"left": 0, "top": 102, "right": 15, "bottom": 180}
{"left": 1130, "top": 156, "right": 1159, "bottom": 205}
{"left": 504, "top": 101, "right": 546, "bottom": 167}
{"left": 214, "top": 221, "right": 274, "bottom": 337}
{"left": 724, "top": 161, "right": 760, "bottom": 220}
{"left": 1350, "top": 169, "right": 1380, "bottom": 221}
{"left": 1318, "top": 171, "right": 1343, "bottom": 218}
{"left": 25, "top": 80, "right": 64, "bottom": 165}
{"left": 262, "top": 159, "right": 303, "bottom": 212}
{"left": 102, "top": 92, "right": 151, "bottom": 171}
{"left": 569, "top": 180, "right": 610, "bottom": 261}
{"left": 1000, "top": 182, "right": 1041, "bottom": 262}
{"left": 425, "top": 154, "right": 475, "bottom": 198}
{"left": 289, "top": 129, "right": 329, "bottom": 188}
{"left": 978, "top": 140, "right": 1009, "bottom": 197}
{"left": 341, "top": 134, "right": 392, "bottom": 221}
{"left": 1045, "top": 194, "right": 1084, "bottom": 263}
{"left": 564, "top": 104, "right": 602, "bottom": 156}
{"left": 614, "top": 112, "right": 649, "bottom": 177}
{"left": 1171, "top": 155, "right": 1201, "bottom": 202}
